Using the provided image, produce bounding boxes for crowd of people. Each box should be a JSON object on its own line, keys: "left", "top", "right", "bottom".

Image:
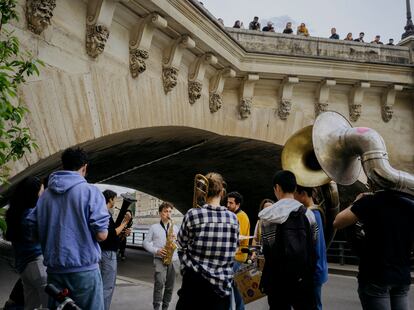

{"left": 3, "top": 146, "right": 414, "bottom": 310}
{"left": 221, "top": 16, "right": 396, "bottom": 45}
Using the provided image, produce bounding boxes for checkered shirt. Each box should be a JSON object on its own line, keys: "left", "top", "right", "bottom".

{"left": 177, "top": 204, "right": 239, "bottom": 297}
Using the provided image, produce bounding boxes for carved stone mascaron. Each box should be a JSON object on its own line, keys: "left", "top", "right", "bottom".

{"left": 86, "top": 24, "right": 110, "bottom": 58}
{"left": 26, "top": 0, "right": 56, "bottom": 35}
{"left": 239, "top": 98, "right": 252, "bottom": 119}
{"left": 130, "top": 48, "right": 149, "bottom": 78}
{"left": 209, "top": 92, "right": 223, "bottom": 113}
{"left": 162, "top": 67, "right": 178, "bottom": 94}
{"left": 188, "top": 81, "right": 202, "bottom": 104}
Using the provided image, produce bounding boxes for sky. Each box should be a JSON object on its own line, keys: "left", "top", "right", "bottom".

{"left": 201, "top": 0, "right": 407, "bottom": 43}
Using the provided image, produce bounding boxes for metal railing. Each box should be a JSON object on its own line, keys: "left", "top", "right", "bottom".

{"left": 327, "top": 240, "right": 359, "bottom": 265}
{"left": 126, "top": 230, "right": 361, "bottom": 266}
{"left": 126, "top": 229, "right": 148, "bottom": 248}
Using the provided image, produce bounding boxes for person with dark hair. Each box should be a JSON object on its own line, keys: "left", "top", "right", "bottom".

{"left": 282, "top": 22, "right": 294, "bottom": 34}
{"left": 259, "top": 170, "right": 317, "bottom": 309}
{"left": 249, "top": 16, "right": 261, "bottom": 31}
{"left": 354, "top": 32, "right": 365, "bottom": 42}
{"left": 295, "top": 185, "right": 328, "bottom": 310}
{"left": 176, "top": 172, "right": 239, "bottom": 310}
{"left": 387, "top": 38, "right": 395, "bottom": 46}
{"left": 99, "top": 190, "right": 132, "bottom": 310}
{"left": 27, "top": 147, "right": 109, "bottom": 310}
{"left": 334, "top": 185, "right": 414, "bottom": 310}
{"left": 118, "top": 209, "right": 133, "bottom": 261}
{"left": 226, "top": 191, "right": 250, "bottom": 310}
{"left": 253, "top": 199, "right": 274, "bottom": 245}
{"left": 371, "top": 35, "right": 383, "bottom": 44}
{"left": 143, "top": 202, "right": 179, "bottom": 310}
{"left": 233, "top": 20, "right": 242, "bottom": 29}
{"left": 5, "top": 176, "right": 48, "bottom": 309}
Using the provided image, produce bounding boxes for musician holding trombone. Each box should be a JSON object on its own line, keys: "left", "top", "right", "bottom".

{"left": 176, "top": 172, "right": 239, "bottom": 310}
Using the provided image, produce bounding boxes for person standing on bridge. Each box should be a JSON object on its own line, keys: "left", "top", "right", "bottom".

{"left": 334, "top": 185, "right": 414, "bottom": 310}
{"left": 176, "top": 172, "right": 239, "bottom": 310}
{"left": 143, "top": 201, "right": 179, "bottom": 310}
{"left": 226, "top": 191, "right": 250, "bottom": 310}
{"left": 28, "top": 147, "right": 109, "bottom": 310}
{"left": 99, "top": 189, "right": 132, "bottom": 310}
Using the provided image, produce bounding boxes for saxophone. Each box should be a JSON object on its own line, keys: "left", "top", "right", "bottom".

{"left": 162, "top": 218, "right": 177, "bottom": 265}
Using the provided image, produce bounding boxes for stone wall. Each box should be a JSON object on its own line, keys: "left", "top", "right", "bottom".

{"left": 4, "top": 0, "right": 414, "bottom": 187}
{"left": 227, "top": 28, "right": 411, "bottom": 65}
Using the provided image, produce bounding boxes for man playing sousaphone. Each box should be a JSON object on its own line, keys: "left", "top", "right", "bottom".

{"left": 176, "top": 172, "right": 239, "bottom": 310}
{"left": 143, "top": 202, "right": 179, "bottom": 310}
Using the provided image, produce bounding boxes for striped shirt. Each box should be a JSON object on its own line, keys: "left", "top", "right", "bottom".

{"left": 177, "top": 204, "right": 239, "bottom": 297}
{"left": 259, "top": 198, "right": 318, "bottom": 249}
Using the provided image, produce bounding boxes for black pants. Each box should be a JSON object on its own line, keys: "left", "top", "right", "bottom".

{"left": 176, "top": 268, "right": 230, "bottom": 310}
{"left": 267, "top": 280, "right": 316, "bottom": 310}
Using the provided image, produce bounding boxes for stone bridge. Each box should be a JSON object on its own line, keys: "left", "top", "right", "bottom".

{"left": 2, "top": 0, "right": 413, "bottom": 218}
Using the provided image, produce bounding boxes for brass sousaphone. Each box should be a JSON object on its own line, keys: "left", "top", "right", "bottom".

{"left": 282, "top": 124, "right": 340, "bottom": 246}
{"left": 283, "top": 111, "right": 414, "bottom": 245}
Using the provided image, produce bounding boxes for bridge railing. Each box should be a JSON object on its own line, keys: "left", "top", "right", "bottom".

{"left": 126, "top": 229, "right": 148, "bottom": 248}
{"left": 127, "top": 229, "right": 360, "bottom": 266}
{"left": 327, "top": 240, "right": 359, "bottom": 266}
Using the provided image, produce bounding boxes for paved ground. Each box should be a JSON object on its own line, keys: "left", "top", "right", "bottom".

{"left": 1, "top": 246, "right": 413, "bottom": 309}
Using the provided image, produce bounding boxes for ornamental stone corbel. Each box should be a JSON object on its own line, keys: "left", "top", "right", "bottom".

{"left": 86, "top": 0, "right": 118, "bottom": 58}
{"left": 209, "top": 68, "right": 236, "bottom": 113}
{"left": 315, "top": 79, "right": 336, "bottom": 116}
{"left": 381, "top": 84, "right": 403, "bottom": 122}
{"left": 278, "top": 76, "right": 299, "bottom": 120}
{"left": 239, "top": 74, "right": 259, "bottom": 119}
{"left": 349, "top": 82, "right": 370, "bottom": 122}
{"left": 188, "top": 53, "right": 218, "bottom": 104}
{"left": 26, "top": 0, "right": 56, "bottom": 35}
{"left": 162, "top": 35, "right": 196, "bottom": 94}
{"left": 129, "top": 13, "right": 167, "bottom": 78}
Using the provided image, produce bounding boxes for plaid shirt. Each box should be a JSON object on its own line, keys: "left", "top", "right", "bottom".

{"left": 177, "top": 204, "right": 239, "bottom": 297}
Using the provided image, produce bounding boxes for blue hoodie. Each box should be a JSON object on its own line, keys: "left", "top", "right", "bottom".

{"left": 28, "top": 171, "right": 109, "bottom": 273}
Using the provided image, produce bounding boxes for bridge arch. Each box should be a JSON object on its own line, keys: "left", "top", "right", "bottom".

{"left": 4, "top": 126, "right": 364, "bottom": 222}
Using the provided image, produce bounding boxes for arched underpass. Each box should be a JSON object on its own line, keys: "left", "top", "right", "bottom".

{"left": 2, "top": 126, "right": 364, "bottom": 224}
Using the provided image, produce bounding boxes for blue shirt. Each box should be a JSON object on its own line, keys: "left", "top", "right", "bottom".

{"left": 312, "top": 208, "right": 328, "bottom": 285}
{"left": 27, "top": 171, "right": 109, "bottom": 274}
{"left": 13, "top": 209, "right": 43, "bottom": 273}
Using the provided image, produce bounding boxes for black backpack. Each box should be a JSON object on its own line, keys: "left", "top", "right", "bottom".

{"left": 272, "top": 205, "right": 316, "bottom": 284}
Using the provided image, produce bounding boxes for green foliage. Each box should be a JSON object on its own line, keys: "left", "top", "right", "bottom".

{"left": 0, "top": 207, "right": 6, "bottom": 235}
{"left": 0, "top": 0, "right": 42, "bottom": 185}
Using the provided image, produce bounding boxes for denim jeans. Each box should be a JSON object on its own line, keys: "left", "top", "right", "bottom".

{"left": 99, "top": 251, "right": 117, "bottom": 310}
{"left": 314, "top": 284, "right": 322, "bottom": 310}
{"left": 358, "top": 282, "right": 411, "bottom": 310}
{"left": 48, "top": 268, "right": 104, "bottom": 310}
{"left": 231, "top": 261, "right": 245, "bottom": 310}
{"left": 20, "top": 255, "right": 48, "bottom": 310}
{"left": 153, "top": 258, "right": 178, "bottom": 310}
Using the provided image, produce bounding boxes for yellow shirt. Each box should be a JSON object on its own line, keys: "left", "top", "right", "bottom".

{"left": 235, "top": 209, "right": 250, "bottom": 262}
